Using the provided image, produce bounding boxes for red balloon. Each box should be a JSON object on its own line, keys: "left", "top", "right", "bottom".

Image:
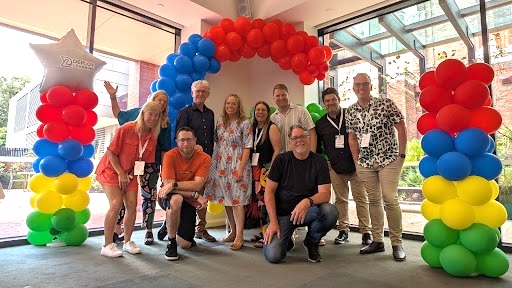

{"left": 322, "top": 45, "right": 333, "bottom": 61}
{"left": 296, "top": 31, "right": 309, "bottom": 41}
{"left": 47, "top": 86, "right": 73, "bottom": 108}
{"left": 286, "top": 35, "right": 305, "bottom": 54}
{"left": 280, "top": 23, "right": 296, "bottom": 41}
{"left": 262, "top": 23, "right": 280, "bottom": 43}
{"left": 239, "top": 44, "right": 256, "bottom": 59}
{"left": 418, "top": 71, "right": 437, "bottom": 91}
{"left": 318, "top": 62, "right": 329, "bottom": 74}
{"left": 202, "top": 31, "right": 209, "bottom": 38}
{"left": 467, "top": 62, "right": 494, "bottom": 85}
{"left": 468, "top": 107, "right": 502, "bottom": 134}
{"left": 308, "top": 46, "right": 326, "bottom": 65}
{"left": 453, "top": 80, "right": 490, "bottom": 109}
{"left": 256, "top": 45, "right": 271, "bottom": 58}
{"left": 74, "top": 89, "right": 98, "bottom": 110}
{"left": 36, "top": 104, "right": 63, "bottom": 123}
{"left": 229, "top": 51, "right": 241, "bottom": 62}
{"left": 69, "top": 126, "right": 96, "bottom": 145}
{"left": 40, "top": 93, "right": 48, "bottom": 104}
{"left": 252, "top": 18, "right": 266, "bottom": 30}
{"left": 84, "top": 110, "right": 98, "bottom": 127}
{"left": 316, "top": 72, "right": 326, "bottom": 81}
{"left": 224, "top": 32, "right": 243, "bottom": 51}
{"left": 436, "top": 104, "right": 471, "bottom": 134}
{"left": 219, "top": 18, "right": 235, "bottom": 33}
{"left": 419, "top": 85, "right": 453, "bottom": 113}
{"left": 435, "top": 59, "right": 467, "bottom": 90}
{"left": 270, "top": 40, "right": 288, "bottom": 59}
{"left": 247, "top": 29, "right": 265, "bottom": 49}
{"left": 291, "top": 67, "right": 302, "bottom": 76}
{"left": 306, "top": 64, "right": 319, "bottom": 77}
{"left": 305, "top": 36, "right": 319, "bottom": 51}
{"left": 269, "top": 19, "right": 283, "bottom": 29}
{"left": 299, "top": 71, "right": 315, "bottom": 85}
{"left": 278, "top": 55, "right": 292, "bottom": 70}
{"left": 234, "top": 16, "right": 252, "bottom": 37}
{"left": 214, "top": 44, "right": 231, "bottom": 63}
{"left": 43, "top": 121, "right": 70, "bottom": 143}
{"left": 291, "top": 53, "right": 308, "bottom": 72}
{"left": 417, "top": 113, "right": 439, "bottom": 135}
{"left": 207, "top": 26, "right": 226, "bottom": 46}
{"left": 483, "top": 96, "right": 492, "bottom": 106}
{"left": 270, "top": 55, "right": 280, "bottom": 64}
{"left": 62, "top": 105, "right": 87, "bottom": 126}
{"left": 36, "top": 124, "right": 45, "bottom": 138}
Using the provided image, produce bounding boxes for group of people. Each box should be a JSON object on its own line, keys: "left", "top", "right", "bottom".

{"left": 95, "top": 72, "right": 408, "bottom": 264}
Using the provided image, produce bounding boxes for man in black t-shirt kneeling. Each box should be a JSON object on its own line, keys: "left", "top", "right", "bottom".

{"left": 263, "top": 124, "right": 338, "bottom": 263}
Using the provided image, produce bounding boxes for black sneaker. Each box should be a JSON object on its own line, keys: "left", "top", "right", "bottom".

{"left": 157, "top": 221, "right": 167, "bottom": 241}
{"left": 113, "top": 232, "right": 124, "bottom": 244}
{"left": 303, "top": 238, "right": 321, "bottom": 262}
{"left": 334, "top": 231, "right": 349, "bottom": 245}
{"left": 165, "top": 239, "right": 178, "bottom": 261}
{"left": 361, "top": 232, "right": 372, "bottom": 246}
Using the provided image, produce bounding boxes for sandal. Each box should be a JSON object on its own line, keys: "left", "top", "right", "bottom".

{"left": 254, "top": 239, "right": 264, "bottom": 248}
{"left": 250, "top": 232, "right": 263, "bottom": 242}
{"left": 144, "top": 231, "right": 154, "bottom": 245}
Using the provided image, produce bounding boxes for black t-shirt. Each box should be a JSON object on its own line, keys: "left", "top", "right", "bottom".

{"left": 267, "top": 151, "right": 331, "bottom": 216}
{"left": 252, "top": 122, "right": 276, "bottom": 165}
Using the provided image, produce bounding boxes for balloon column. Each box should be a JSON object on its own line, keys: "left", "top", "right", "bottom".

{"left": 417, "top": 59, "right": 509, "bottom": 277}
{"left": 26, "top": 29, "right": 104, "bottom": 246}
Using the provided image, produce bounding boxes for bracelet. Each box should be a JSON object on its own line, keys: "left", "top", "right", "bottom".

{"left": 110, "top": 95, "right": 116, "bottom": 100}
{"left": 191, "top": 192, "right": 195, "bottom": 199}
{"left": 194, "top": 192, "right": 200, "bottom": 200}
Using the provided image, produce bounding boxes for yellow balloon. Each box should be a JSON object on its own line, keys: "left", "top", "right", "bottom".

{"left": 78, "top": 176, "right": 93, "bottom": 191}
{"left": 63, "top": 189, "right": 90, "bottom": 211}
{"left": 457, "top": 176, "right": 492, "bottom": 206}
{"left": 207, "top": 201, "right": 225, "bottom": 214}
{"left": 489, "top": 180, "right": 499, "bottom": 200}
{"left": 28, "top": 173, "right": 55, "bottom": 194}
{"left": 30, "top": 193, "right": 37, "bottom": 209}
{"left": 36, "top": 190, "right": 63, "bottom": 214}
{"left": 54, "top": 173, "right": 79, "bottom": 195}
{"left": 440, "top": 198, "right": 475, "bottom": 230}
{"left": 422, "top": 175, "right": 457, "bottom": 204}
{"left": 474, "top": 200, "right": 508, "bottom": 228}
{"left": 421, "top": 199, "right": 441, "bottom": 220}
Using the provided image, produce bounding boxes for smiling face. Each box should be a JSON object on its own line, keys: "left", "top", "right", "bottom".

{"left": 323, "top": 93, "right": 340, "bottom": 115}
{"left": 353, "top": 74, "right": 372, "bottom": 101}
{"left": 225, "top": 96, "right": 239, "bottom": 116}
{"left": 254, "top": 103, "right": 269, "bottom": 124}
{"left": 143, "top": 109, "right": 161, "bottom": 128}
{"left": 176, "top": 130, "right": 196, "bottom": 156}
{"left": 192, "top": 84, "right": 210, "bottom": 106}
{"left": 152, "top": 93, "right": 168, "bottom": 112}
{"left": 289, "top": 127, "right": 310, "bottom": 156}
{"left": 273, "top": 88, "right": 289, "bottom": 109}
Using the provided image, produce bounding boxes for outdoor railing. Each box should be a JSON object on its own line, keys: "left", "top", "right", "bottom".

{"left": 0, "top": 148, "right": 31, "bottom": 157}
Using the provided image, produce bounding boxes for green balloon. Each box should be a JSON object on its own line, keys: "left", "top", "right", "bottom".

{"left": 270, "top": 106, "right": 277, "bottom": 114}
{"left": 476, "top": 248, "right": 510, "bottom": 277}
{"left": 49, "top": 228, "right": 61, "bottom": 236}
{"left": 76, "top": 208, "right": 91, "bottom": 225}
{"left": 423, "top": 219, "right": 459, "bottom": 248}
{"left": 440, "top": 244, "right": 477, "bottom": 277}
{"left": 26, "top": 211, "right": 53, "bottom": 232}
{"left": 27, "top": 230, "right": 54, "bottom": 246}
{"left": 51, "top": 208, "right": 77, "bottom": 232}
{"left": 319, "top": 107, "right": 327, "bottom": 117}
{"left": 310, "top": 112, "right": 320, "bottom": 123}
{"left": 460, "top": 223, "right": 498, "bottom": 254}
{"left": 493, "top": 228, "right": 501, "bottom": 241}
{"left": 420, "top": 241, "right": 443, "bottom": 268}
{"left": 59, "top": 224, "right": 88, "bottom": 246}
{"left": 306, "top": 103, "right": 322, "bottom": 114}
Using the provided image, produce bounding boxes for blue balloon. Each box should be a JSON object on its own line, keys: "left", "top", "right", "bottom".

{"left": 156, "top": 77, "right": 176, "bottom": 97}
{"left": 190, "top": 72, "right": 203, "bottom": 82}
{"left": 192, "top": 54, "right": 209, "bottom": 73}
{"left": 437, "top": 152, "right": 471, "bottom": 181}
{"left": 33, "top": 139, "right": 59, "bottom": 158}
{"left": 58, "top": 139, "right": 83, "bottom": 161}
{"left": 419, "top": 156, "right": 438, "bottom": 178}
{"left": 455, "top": 128, "right": 490, "bottom": 156}
{"left": 179, "top": 42, "right": 197, "bottom": 58}
{"left": 165, "top": 53, "right": 179, "bottom": 65}
{"left": 470, "top": 153, "right": 502, "bottom": 180}
{"left": 168, "top": 107, "right": 178, "bottom": 122}
{"left": 39, "top": 156, "right": 67, "bottom": 177}
{"left": 175, "top": 74, "right": 193, "bottom": 92}
{"left": 170, "top": 92, "right": 189, "bottom": 111}
{"left": 188, "top": 34, "right": 203, "bottom": 48}
{"left": 68, "top": 157, "right": 94, "bottom": 178}
{"left": 32, "top": 157, "right": 42, "bottom": 173}
{"left": 207, "top": 58, "right": 221, "bottom": 74}
{"left": 82, "top": 144, "right": 95, "bottom": 158}
{"left": 487, "top": 135, "right": 495, "bottom": 153}
{"left": 159, "top": 63, "right": 177, "bottom": 79}
{"left": 174, "top": 55, "right": 193, "bottom": 74}
{"left": 150, "top": 80, "right": 158, "bottom": 93}
{"left": 421, "top": 129, "right": 454, "bottom": 158}
{"left": 197, "top": 38, "right": 215, "bottom": 57}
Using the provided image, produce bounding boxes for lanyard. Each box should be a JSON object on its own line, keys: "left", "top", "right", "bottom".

{"left": 326, "top": 109, "right": 343, "bottom": 135}
{"left": 253, "top": 127, "right": 264, "bottom": 151}
{"left": 138, "top": 133, "right": 150, "bottom": 160}
{"left": 357, "top": 105, "right": 373, "bottom": 133}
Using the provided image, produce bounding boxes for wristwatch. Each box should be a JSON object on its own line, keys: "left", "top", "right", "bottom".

{"left": 399, "top": 154, "right": 406, "bottom": 159}
{"left": 307, "top": 197, "right": 314, "bottom": 207}
{"left": 173, "top": 182, "right": 179, "bottom": 189}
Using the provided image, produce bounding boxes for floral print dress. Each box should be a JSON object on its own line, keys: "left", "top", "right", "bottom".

{"left": 205, "top": 118, "right": 253, "bottom": 206}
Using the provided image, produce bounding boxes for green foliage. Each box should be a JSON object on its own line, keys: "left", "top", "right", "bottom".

{"left": 0, "top": 75, "right": 31, "bottom": 127}
{"left": 400, "top": 166, "right": 424, "bottom": 187}
{"left": 405, "top": 139, "right": 424, "bottom": 162}
{"left": 0, "top": 127, "right": 6, "bottom": 147}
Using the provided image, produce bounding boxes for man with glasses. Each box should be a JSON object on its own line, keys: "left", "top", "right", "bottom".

{"left": 158, "top": 127, "right": 211, "bottom": 261}
{"left": 158, "top": 80, "right": 217, "bottom": 242}
{"left": 346, "top": 73, "right": 407, "bottom": 261}
{"left": 263, "top": 124, "right": 338, "bottom": 263}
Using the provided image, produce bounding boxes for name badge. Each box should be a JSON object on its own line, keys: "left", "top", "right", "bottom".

{"left": 360, "top": 133, "right": 371, "bottom": 148}
{"left": 335, "top": 135, "right": 344, "bottom": 148}
{"left": 134, "top": 161, "right": 145, "bottom": 175}
{"left": 251, "top": 153, "right": 260, "bottom": 166}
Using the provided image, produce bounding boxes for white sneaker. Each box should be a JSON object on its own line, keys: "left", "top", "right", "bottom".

{"left": 123, "top": 240, "right": 141, "bottom": 254}
{"left": 101, "top": 243, "right": 123, "bottom": 257}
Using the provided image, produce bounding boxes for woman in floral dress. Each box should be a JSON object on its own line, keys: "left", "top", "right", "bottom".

{"left": 205, "top": 94, "right": 252, "bottom": 250}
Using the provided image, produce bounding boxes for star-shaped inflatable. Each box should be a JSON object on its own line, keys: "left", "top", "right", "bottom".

{"left": 30, "top": 29, "right": 106, "bottom": 93}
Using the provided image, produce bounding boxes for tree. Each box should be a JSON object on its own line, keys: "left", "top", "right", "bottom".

{"left": 0, "top": 75, "right": 31, "bottom": 128}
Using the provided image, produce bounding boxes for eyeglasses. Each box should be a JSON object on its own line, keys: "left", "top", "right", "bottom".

{"left": 177, "top": 138, "right": 196, "bottom": 143}
{"left": 289, "top": 135, "right": 309, "bottom": 142}
{"left": 354, "top": 82, "right": 371, "bottom": 88}
{"left": 193, "top": 89, "right": 209, "bottom": 93}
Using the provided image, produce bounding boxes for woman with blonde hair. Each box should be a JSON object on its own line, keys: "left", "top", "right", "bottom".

{"left": 205, "top": 94, "right": 253, "bottom": 250}
{"left": 96, "top": 101, "right": 162, "bottom": 257}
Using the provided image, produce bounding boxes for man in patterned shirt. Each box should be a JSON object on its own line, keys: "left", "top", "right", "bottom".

{"left": 346, "top": 73, "right": 407, "bottom": 262}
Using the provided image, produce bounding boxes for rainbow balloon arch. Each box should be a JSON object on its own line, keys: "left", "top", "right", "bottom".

{"left": 417, "top": 59, "right": 509, "bottom": 277}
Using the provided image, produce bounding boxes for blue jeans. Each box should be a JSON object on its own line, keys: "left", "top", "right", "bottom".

{"left": 263, "top": 203, "right": 338, "bottom": 263}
